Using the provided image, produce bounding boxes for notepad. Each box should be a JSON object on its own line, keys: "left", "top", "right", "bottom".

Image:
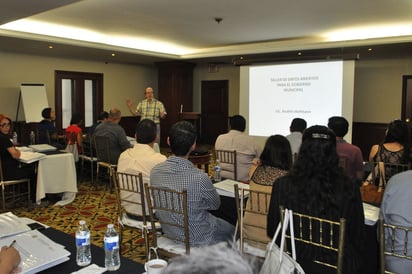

{"left": 214, "top": 179, "right": 249, "bottom": 198}
{"left": 19, "top": 151, "right": 46, "bottom": 163}
{"left": 0, "top": 212, "right": 31, "bottom": 238}
{"left": 0, "top": 229, "right": 70, "bottom": 274}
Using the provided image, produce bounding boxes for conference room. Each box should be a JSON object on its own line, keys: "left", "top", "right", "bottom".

{"left": 1, "top": 0, "right": 412, "bottom": 273}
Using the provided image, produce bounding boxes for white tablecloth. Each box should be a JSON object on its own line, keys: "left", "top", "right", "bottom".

{"left": 36, "top": 153, "right": 78, "bottom": 205}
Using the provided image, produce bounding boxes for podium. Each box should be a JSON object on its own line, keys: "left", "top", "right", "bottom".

{"left": 179, "top": 112, "right": 201, "bottom": 139}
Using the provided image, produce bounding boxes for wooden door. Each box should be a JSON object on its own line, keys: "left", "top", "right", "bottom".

{"left": 201, "top": 80, "right": 229, "bottom": 144}
{"left": 402, "top": 75, "right": 412, "bottom": 123}
{"left": 402, "top": 75, "right": 412, "bottom": 143}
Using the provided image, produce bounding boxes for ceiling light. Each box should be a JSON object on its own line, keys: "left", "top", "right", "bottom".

{"left": 111, "top": 53, "right": 116, "bottom": 57}
{"left": 324, "top": 23, "right": 412, "bottom": 42}
{"left": 48, "top": 45, "right": 53, "bottom": 49}
{"left": 0, "top": 19, "right": 194, "bottom": 55}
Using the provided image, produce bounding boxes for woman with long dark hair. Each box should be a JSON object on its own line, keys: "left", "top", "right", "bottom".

{"left": 243, "top": 135, "right": 292, "bottom": 248}
{"left": 267, "top": 125, "right": 364, "bottom": 274}
{"left": 369, "top": 119, "right": 411, "bottom": 164}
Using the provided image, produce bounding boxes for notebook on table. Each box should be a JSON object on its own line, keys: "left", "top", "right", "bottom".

{"left": 29, "top": 144, "right": 57, "bottom": 152}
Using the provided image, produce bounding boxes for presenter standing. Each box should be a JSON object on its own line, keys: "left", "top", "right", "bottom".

{"left": 126, "top": 86, "right": 166, "bottom": 143}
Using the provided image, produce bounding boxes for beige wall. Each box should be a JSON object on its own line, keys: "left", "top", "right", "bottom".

{"left": 353, "top": 57, "right": 412, "bottom": 123}
{"left": 2, "top": 51, "right": 412, "bottom": 126}
{"left": 0, "top": 51, "right": 157, "bottom": 121}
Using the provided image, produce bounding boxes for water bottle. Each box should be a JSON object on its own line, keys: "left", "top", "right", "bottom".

{"left": 12, "top": 131, "right": 18, "bottom": 145}
{"left": 30, "top": 131, "right": 36, "bottom": 145}
{"left": 104, "top": 224, "right": 120, "bottom": 271}
{"left": 75, "top": 220, "right": 92, "bottom": 266}
{"left": 214, "top": 159, "right": 221, "bottom": 182}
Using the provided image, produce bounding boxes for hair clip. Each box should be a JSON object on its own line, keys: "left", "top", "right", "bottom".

{"left": 311, "top": 133, "right": 330, "bottom": 139}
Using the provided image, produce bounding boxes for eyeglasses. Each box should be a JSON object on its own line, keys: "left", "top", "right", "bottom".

{"left": 0, "top": 123, "right": 10, "bottom": 128}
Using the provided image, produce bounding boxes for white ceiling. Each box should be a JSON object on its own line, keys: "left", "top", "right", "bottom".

{"left": 1, "top": 0, "right": 412, "bottom": 65}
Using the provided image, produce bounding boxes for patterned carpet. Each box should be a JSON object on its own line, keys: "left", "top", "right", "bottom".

{"left": 10, "top": 180, "right": 148, "bottom": 264}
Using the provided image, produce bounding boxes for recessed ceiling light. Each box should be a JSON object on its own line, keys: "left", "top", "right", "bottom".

{"left": 48, "top": 45, "right": 53, "bottom": 49}
{"left": 297, "top": 52, "right": 302, "bottom": 56}
{"left": 111, "top": 53, "right": 116, "bottom": 57}
{"left": 368, "top": 48, "right": 373, "bottom": 51}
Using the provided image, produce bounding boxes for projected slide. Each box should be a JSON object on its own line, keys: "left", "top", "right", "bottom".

{"left": 248, "top": 61, "right": 344, "bottom": 137}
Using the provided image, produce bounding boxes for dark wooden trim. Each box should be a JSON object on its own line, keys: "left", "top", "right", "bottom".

{"left": 352, "top": 122, "right": 387, "bottom": 160}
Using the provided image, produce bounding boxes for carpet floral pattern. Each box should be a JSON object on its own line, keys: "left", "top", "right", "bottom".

{"left": 10, "top": 181, "right": 148, "bottom": 264}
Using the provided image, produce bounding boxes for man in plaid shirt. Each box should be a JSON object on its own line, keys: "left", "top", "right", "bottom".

{"left": 126, "top": 86, "right": 166, "bottom": 143}
{"left": 150, "top": 121, "right": 234, "bottom": 246}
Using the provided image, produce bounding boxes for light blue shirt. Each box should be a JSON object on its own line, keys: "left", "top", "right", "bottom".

{"left": 380, "top": 170, "right": 412, "bottom": 273}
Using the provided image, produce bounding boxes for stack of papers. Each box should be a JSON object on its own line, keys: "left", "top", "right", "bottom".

{"left": 0, "top": 212, "right": 70, "bottom": 274}
{"left": 214, "top": 179, "right": 249, "bottom": 197}
{"left": 19, "top": 151, "right": 46, "bottom": 163}
{"left": 29, "top": 144, "right": 57, "bottom": 152}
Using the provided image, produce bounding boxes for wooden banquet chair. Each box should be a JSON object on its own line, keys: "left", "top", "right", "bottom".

{"left": 144, "top": 183, "right": 190, "bottom": 258}
{"left": 280, "top": 206, "right": 346, "bottom": 273}
{"left": 369, "top": 161, "right": 411, "bottom": 182}
{"left": 215, "top": 149, "right": 237, "bottom": 180}
{"left": 234, "top": 183, "right": 271, "bottom": 258}
{"left": 94, "top": 135, "right": 117, "bottom": 192}
{"left": 113, "top": 171, "right": 157, "bottom": 258}
{"left": 379, "top": 217, "right": 412, "bottom": 274}
{"left": 0, "top": 157, "right": 31, "bottom": 210}
{"left": 188, "top": 151, "right": 211, "bottom": 173}
{"left": 78, "top": 134, "right": 97, "bottom": 184}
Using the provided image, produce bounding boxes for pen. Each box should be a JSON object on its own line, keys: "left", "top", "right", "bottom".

{"left": 8, "top": 240, "right": 16, "bottom": 248}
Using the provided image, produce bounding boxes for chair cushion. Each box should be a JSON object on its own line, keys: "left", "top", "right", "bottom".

{"left": 236, "top": 239, "right": 266, "bottom": 258}
{"left": 157, "top": 236, "right": 187, "bottom": 255}
{"left": 119, "top": 214, "right": 161, "bottom": 230}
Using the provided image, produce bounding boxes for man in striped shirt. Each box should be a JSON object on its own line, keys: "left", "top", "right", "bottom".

{"left": 150, "top": 121, "right": 234, "bottom": 246}
{"left": 126, "top": 86, "right": 166, "bottom": 142}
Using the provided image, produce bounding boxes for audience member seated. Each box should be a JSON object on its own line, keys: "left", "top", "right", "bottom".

{"left": 88, "top": 111, "right": 108, "bottom": 137}
{"left": 244, "top": 135, "right": 292, "bottom": 248}
{"left": 369, "top": 119, "right": 411, "bottom": 180}
{"left": 151, "top": 121, "right": 234, "bottom": 246}
{"left": 215, "top": 115, "right": 261, "bottom": 182}
{"left": 380, "top": 170, "right": 412, "bottom": 273}
{"left": 0, "top": 245, "right": 20, "bottom": 274}
{"left": 65, "top": 113, "right": 84, "bottom": 155}
{"left": 267, "top": 125, "right": 365, "bottom": 274}
{"left": 38, "top": 107, "right": 58, "bottom": 145}
{"left": 285, "top": 117, "right": 307, "bottom": 161}
{"left": 0, "top": 114, "right": 37, "bottom": 202}
{"left": 117, "top": 119, "right": 167, "bottom": 219}
{"left": 162, "top": 244, "right": 255, "bottom": 274}
{"left": 328, "top": 116, "right": 363, "bottom": 185}
{"left": 93, "top": 108, "right": 131, "bottom": 164}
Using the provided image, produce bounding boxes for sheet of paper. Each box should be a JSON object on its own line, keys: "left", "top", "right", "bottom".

{"left": 29, "top": 144, "right": 57, "bottom": 152}
{"left": 214, "top": 179, "right": 249, "bottom": 198}
{"left": 363, "top": 202, "right": 380, "bottom": 226}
